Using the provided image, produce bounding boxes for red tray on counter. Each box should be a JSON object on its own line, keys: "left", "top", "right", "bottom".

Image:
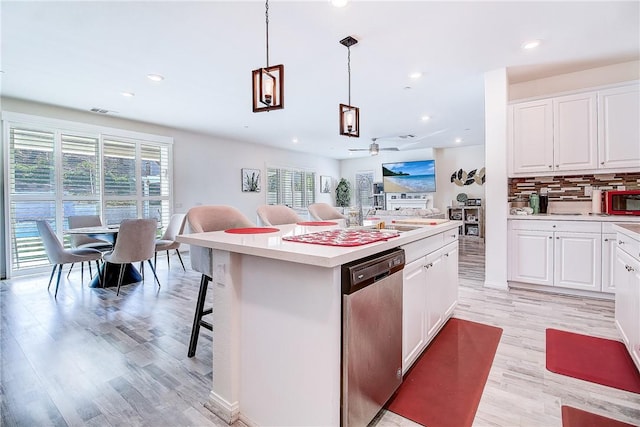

{"left": 282, "top": 229, "right": 399, "bottom": 247}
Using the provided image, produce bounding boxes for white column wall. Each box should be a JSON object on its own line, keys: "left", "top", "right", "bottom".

{"left": 484, "top": 68, "right": 509, "bottom": 290}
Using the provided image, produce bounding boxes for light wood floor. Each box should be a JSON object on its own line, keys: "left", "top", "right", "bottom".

{"left": 1, "top": 241, "right": 639, "bottom": 426}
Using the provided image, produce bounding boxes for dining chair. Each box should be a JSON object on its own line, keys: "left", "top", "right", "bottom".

{"left": 36, "top": 220, "right": 103, "bottom": 298}
{"left": 186, "top": 205, "right": 255, "bottom": 357}
{"left": 102, "top": 218, "right": 160, "bottom": 296}
{"left": 307, "top": 202, "right": 348, "bottom": 221}
{"left": 256, "top": 204, "right": 304, "bottom": 226}
{"left": 67, "top": 214, "right": 113, "bottom": 279}
{"left": 154, "top": 213, "right": 187, "bottom": 271}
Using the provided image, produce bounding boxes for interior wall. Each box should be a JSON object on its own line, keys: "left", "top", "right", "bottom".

{"left": 508, "top": 60, "right": 639, "bottom": 101}
{"left": 1, "top": 98, "right": 341, "bottom": 223}
{"left": 433, "top": 145, "right": 485, "bottom": 212}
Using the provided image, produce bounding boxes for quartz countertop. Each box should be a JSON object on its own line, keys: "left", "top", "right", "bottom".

{"left": 508, "top": 213, "right": 640, "bottom": 222}
{"left": 612, "top": 223, "right": 640, "bottom": 238}
{"left": 176, "top": 220, "right": 461, "bottom": 268}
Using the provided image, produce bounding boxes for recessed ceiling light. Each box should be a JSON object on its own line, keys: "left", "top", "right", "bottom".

{"left": 521, "top": 39, "right": 541, "bottom": 50}
{"left": 121, "top": 91, "right": 135, "bottom": 97}
{"left": 455, "top": 138, "right": 462, "bottom": 143}
{"left": 147, "top": 74, "right": 165, "bottom": 82}
{"left": 330, "top": 0, "right": 348, "bottom": 7}
{"left": 292, "top": 138, "right": 298, "bottom": 144}
{"left": 421, "top": 115, "right": 431, "bottom": 121}
{"left": 409, "top": 72, "right": 423, "bottom": 79}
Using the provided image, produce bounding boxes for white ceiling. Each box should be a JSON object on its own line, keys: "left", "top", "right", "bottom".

{"left": 1, "top": 1, "right": 638, "bottom": 159}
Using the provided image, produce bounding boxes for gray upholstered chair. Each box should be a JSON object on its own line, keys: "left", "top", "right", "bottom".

{"left": 67, "top": 214, "right": 112, "bottom": 279}
{"left": 256, "top": 204, "right": 304, "bottom": 226}
{"left": 186, "top": 205, "right": 255, "bottom": 357}
{"left": 154, "top": 213, "right": 187, "bottom": 271}
{"left": 307, "top": 203, "right": 348, "bottom": 221}
{"left": 103, "top": 218, "right": 160, "bottom": 296}
{"left": 36, "top": 220, "right": 103, "bottom": 298}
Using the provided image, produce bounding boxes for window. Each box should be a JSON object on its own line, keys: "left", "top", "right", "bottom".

{"left": 266, "top": 166, "right": 315, "bottom": 208}
{"left": 4, "top": 115, "right": 173, "bottom": 275}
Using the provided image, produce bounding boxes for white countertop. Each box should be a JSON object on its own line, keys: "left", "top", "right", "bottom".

{"left": 176, "top": 220, "right": 461, "bottom": 268}
{"left": 612, "top": 223, "right": 640, "bottom": 238}
{"left": 508, "top": 213, "right": 640, "bottom": 222}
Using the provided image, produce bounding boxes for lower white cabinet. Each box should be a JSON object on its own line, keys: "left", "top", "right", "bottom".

{"left": 402, "top": 240, "right": 459, "bottom": 373}
{"left": 613, "top": 239, "right": 640, "bottom": 372}
{"left": 509, "top": 220, "right": 602, "bottom": 293}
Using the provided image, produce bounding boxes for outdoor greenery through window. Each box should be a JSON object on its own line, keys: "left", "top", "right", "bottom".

{"left": 4, "top": 116, "right": 173, "bottom": 275}
{"left": 266, "top": 166, "right": 315, "bottom": 209}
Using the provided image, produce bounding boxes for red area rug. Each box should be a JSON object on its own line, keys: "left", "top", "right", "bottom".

{"left": 546, "top": 329, "right": 640, "bottom": 394}
{"left": 386, "top": 318, "right": 502, "bottom": 427}
{"left": 562, "top": 405, "right": 637, "bottom": 427}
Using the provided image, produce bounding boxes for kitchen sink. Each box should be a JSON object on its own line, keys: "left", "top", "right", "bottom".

{"left": 363, "top": 224, "right": 422, "bottom": 233}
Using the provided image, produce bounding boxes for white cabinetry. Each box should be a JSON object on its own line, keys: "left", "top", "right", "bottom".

{"left": 602, "top": 232, "right": 618, "bottom": 293}
{"left": 613, "top": 229, "right": 640, "bottom": 372}
{"left": 509, "top": 220, "right": 602, "bottom": 293}
{"left": 598, "top": 85, "right": 640, "bottom": 169}
{"left": 401, "top": 237, "right": 458, "bottom": 373}
{"left": 509, "top": 82, "right": 639, "bottom": 176}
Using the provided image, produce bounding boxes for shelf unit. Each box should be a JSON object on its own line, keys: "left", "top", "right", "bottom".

{"left": 447, "top": 206, "right": 483, "bottom": 239}
{"left": 373, "top": 182, "right": 385, "bottom": 209}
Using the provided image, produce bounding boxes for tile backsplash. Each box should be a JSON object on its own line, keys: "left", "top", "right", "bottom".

{"left": 508, "top": 172, "right": 640, "bottom": 201}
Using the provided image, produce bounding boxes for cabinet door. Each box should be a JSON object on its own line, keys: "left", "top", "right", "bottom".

{"left": 614, "top": 249, "right": 636, "bottom": 347}
{"left": 511, "top": 100, "right": 554, "bottom": 174}
{"left": 631, "top": 258, "right": 640, "bottom": 371}
{"left": 510, "top": 229, "right": 554, "bottom": 286}
{"left": 552, "top": 93, "right": 598, "bottom": 171}
{"left": 402, "top": 257, "right": 427, "bottom": 372}
{"left": 425, "top": 250, "right": 445, "bottom": 339}
{"left": 602, "top": 233, "right": 617, "bottom": 293}
{"left": 554, "top": 232, "right": 601, "bottom": 291}
{"left": 442, "top": 241, "right": 459, "bottom": 318}
{"left": 598, "top": 85, "right": 640, "bottom": 169}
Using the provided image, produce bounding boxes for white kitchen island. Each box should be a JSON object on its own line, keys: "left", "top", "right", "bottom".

{"left": 176, "top": 220, "right": 461, "bottom": 427}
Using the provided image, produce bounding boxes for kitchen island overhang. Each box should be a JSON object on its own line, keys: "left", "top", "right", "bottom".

{"left": 176, "top": 221, "right": 461, "bottom": 426}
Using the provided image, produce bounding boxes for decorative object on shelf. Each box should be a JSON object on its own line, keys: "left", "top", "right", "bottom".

{"left": 466, "top": 198, "right": 482, "bottom": 206}
{"left": 450, "top": 167, "right": 485, "bottom": 186}
{"left": 320, "top": 175, "right": 331, "bottom": 193}
{"left": 336, "top": 178, "right": 351, "bottom": 207}
{"left": 339, "top": 36, "right": 359, "bottom": 137}
{"left": 456, "top": 192, "right": 468, "bottom": 204}
{"left": 241, "top": 168, "right": 261, "bottom": 192}
{"left": 252, "top": 0, "right": 284, "bottom": 112}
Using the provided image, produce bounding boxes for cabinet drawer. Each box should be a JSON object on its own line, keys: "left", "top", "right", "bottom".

{"left": 510, "top": 219, "right": 601, "bottom": 233}
{"left": 402, "top": 234, "right": 443, "bottom": 264}
{"left": 616, "top": 233, "right": 640, "bottom": 259}
{"left": 443, "top": 227, "right": 459, "bottom": 245}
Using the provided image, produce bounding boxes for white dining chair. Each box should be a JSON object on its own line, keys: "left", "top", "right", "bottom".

{"left": 67, "top": 214, "right": 112, "bottom": 279}
{"left": 102, "top": 218, "right": 160, "bottom": 296}
{"left": 36, "top": 220, "right": 103, "bottom": 298}
{"left": 256, "top": 204, "right": 304, "bottom": 226}
{"left": 307, "top": 203, "right": 348, "bottom": 221}
{"left": 154, "top": 213, "right": 187, "bottom": 271}
{"left": 186, "top": 205, "right": 255, "bottom": 357}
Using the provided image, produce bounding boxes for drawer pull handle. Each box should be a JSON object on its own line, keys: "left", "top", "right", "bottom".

{"left": 619, "top": 240, "right": 625, "bottom": 245}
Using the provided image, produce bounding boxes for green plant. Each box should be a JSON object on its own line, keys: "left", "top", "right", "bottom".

{"left": 335, "top": 178, "right": 351, "bottom": 207}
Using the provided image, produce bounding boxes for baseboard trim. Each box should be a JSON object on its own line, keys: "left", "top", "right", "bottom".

{"left": 483, "top": 280, "right": 508, "bottom": 290}
{"left": 204, "top": 391, "right": 240, "bottom": 425}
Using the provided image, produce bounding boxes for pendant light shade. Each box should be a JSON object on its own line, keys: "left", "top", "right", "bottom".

{"left": 339, "top": 36, "right": 359, "bottom": 137}
{"left": 252, "top": 0, "right": 284, "bottom": 112}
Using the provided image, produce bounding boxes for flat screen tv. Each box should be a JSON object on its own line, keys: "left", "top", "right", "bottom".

{"left": 382, "top": 160, "right": 436, "bottom": 193}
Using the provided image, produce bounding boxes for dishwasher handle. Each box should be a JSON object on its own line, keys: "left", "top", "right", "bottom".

{"left": 342, "top": 249, "right": 405, "bottom": 294}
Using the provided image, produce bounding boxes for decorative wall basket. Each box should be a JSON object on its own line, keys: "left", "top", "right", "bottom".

{"left": 451, "top": 167, "right": 485, "bottom": 186}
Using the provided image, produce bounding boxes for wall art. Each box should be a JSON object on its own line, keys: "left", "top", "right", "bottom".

{"left": 242, "top": 168, "right": 261, "bottom": 192}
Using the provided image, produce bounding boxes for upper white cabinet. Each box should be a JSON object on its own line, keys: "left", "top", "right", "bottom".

{"left": 509, "top": 82, "right": 639, "bottom": 176}
{"left": 598, "top": 85, "right": 640, "bottom": 169}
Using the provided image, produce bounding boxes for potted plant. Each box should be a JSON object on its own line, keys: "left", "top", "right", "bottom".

{"left": 335, "top": 178, "right": 351, "bottom": 208}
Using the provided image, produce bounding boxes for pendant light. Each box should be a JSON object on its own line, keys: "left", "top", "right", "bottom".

{"left": 252, "top": 0, "right": 284, "bottom": 112}
{"left": 339, "top": 35, "right": 359, "bottom": 137}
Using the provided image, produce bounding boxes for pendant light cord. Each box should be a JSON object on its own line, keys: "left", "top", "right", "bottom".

{"left": 265, "top": 0, "right": 270, "bottom": 67}
{"left": 347, "top": 46, "right": 351, "bottom": 105}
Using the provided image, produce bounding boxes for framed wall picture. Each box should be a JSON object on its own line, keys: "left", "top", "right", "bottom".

{"left": 242, "top": 168, "right": 261, "bottom": 192}
{"left": 320, "top": 176, "right": 331, "bottom": 193}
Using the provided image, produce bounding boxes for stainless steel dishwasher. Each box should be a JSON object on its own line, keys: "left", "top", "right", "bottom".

{"left": 341, "top": 248, "right": 405, "bottom": 427}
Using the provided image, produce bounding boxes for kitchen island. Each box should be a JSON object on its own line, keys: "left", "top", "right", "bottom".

{"left": 176, "top": 220, "right": 461, "bottom": 426}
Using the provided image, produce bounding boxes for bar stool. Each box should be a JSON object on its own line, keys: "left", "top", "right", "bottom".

{"left": 185, "top": 205, "right": 255, "bottom": 357}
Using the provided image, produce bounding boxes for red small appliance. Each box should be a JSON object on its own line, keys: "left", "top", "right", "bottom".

{"left": 605, "top": 189, "right": 640, "bottom": 215}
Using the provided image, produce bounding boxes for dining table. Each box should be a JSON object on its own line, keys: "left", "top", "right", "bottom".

{"left": 65, "top": 225, "right": 142, "bottom": 288}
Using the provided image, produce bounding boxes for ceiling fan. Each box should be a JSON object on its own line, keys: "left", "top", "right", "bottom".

{"left": 348, "top": 137, "right": 401, "bottom": 156}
